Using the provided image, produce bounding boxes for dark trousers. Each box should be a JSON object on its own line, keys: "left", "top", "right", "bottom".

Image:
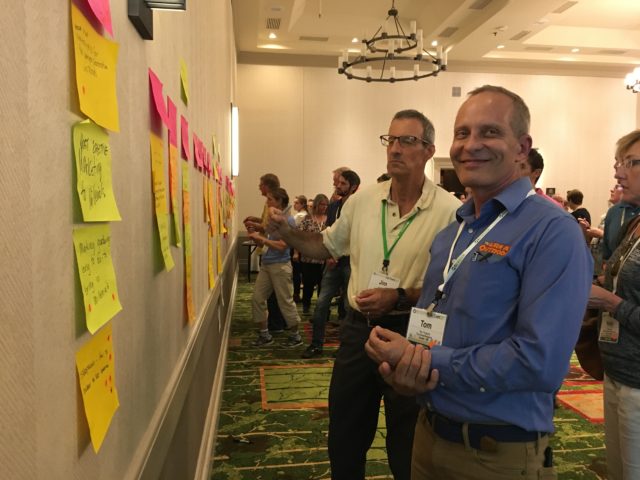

{"left": 300, "top": 262, "right": 324, "bottom": 309}
{"left": 292, "top": 255, "right": 302, "bottom": 298}
{"left": 267, "top": 292, "right": 285, "bottom": 331}
{"left": 328, "top": 312, "right": 418, "bottom": 480}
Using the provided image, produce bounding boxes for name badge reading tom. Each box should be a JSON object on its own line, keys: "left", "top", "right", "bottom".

{"left": 368, "top": 271, "right": 400, "bottom": 290}
{"left": 599, "top": 312, "right": 619, "bottom": 344}
{"left": 406, "top": 307, "right": 447, "bottom": 348}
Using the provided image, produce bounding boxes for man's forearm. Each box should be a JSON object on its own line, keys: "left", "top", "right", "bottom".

{"left": 280, "top": 226, "right": 332, "bottom": 260}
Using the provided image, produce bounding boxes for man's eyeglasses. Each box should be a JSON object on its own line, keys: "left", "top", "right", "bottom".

{"left": 614, "top": 158, "right": 640, "bottom": 170}
{"left": 379, "top": 135, "right": 430, "bottom": 147}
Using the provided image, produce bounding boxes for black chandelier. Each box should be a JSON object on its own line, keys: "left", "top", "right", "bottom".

{"left": 625, "top": 67, "right": 640, "bottom": 93}
{"left": 338, "top": 1, "right": 447, "bottom": 83}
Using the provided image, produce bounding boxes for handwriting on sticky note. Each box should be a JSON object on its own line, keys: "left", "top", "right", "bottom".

{"left": 71, "top": 3, "right": 119, "bottom": 132}
{"left": 73, "top": 224, "right": 122, "bottom": 334}
{"left": 73, "top": 120, "right": 121, "bottom": 221}
{"left": 76, "top": 323, "right": 119, "bottom": 452}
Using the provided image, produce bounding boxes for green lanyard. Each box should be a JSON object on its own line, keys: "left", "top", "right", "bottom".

{"left": 381, "top": 200, "right": 419, "bottom": 273}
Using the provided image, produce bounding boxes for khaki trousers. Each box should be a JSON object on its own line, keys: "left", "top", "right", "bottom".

{"left": 411, "top": 409, "right": 557, "bottom": 480}
{"left": 252, "top": 262, "right": 300, "bottom": 331}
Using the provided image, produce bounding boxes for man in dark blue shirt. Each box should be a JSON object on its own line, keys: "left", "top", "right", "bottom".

{"left": 366, "top": 85, "right": 592, "bottom": 479}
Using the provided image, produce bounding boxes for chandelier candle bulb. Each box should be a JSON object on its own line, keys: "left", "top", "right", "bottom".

{"left": 437, "top": 45, "right": 443, "bottom": 59}
{"left": 390, "top": 66, "right": 396, "bottom": 78}
{"left": 367, "top": 65, "right": 372, "bottom": 78}
{"left": 442, "top": 50, "right": 448, "bottom": 66}
{"left": 338, "top": 55, "right": 344, "bottom": 68}
{"left": 413, "top": 64, "right": 419, "bottom": 76}
{"left": 410, "top": 20, "right": 416, "bottom": 35}
{"left": 416, "top": 29, "right": 423, "bottom": 54}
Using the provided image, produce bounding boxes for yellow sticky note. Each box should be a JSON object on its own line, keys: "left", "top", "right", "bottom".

{"left": 73, "top": 120, "right": 121, "bottom": 221}
{"left": 76, "top": 323, "right": 119, "bottom": 453}
{"left": 150, "top": 133, "right": 174, "bottom": 271}
{"left": 168, "top": 144, "right": 181, "bottom": 247}
{"left": 208, "top": 179, "right": 215, "bottom": 230}
{"left": 217, "top": 236, "right": 223, "bottom": 273}
{"left": 203, "top": 176, "right": 209, "bottom": 223}
{"left": 180, "top": 59, "right": 190, "bottom": 105}
{"left": 208, "top": 237, "right": 214, "bottom": 290}
{"left": 71, "top": 3, "right": 120, "bottom": 132}
{"left": 73, "top": 224, "right": 122, "bottom": 334}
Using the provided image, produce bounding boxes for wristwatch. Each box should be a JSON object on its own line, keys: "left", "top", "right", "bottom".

{"left": 394, "top": 288, "right": 411, "bottom": 311}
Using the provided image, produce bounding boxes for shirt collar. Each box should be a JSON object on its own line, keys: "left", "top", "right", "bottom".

{"left": 379, "top": 177, "right": 436, "bottom": 211}
{"left": 456, "top": 177, "right": 533, "bottom": 224}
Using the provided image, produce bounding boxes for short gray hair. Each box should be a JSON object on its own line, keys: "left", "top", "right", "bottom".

{"left": 392, "top": 109, "right": 435, "bottom": 144}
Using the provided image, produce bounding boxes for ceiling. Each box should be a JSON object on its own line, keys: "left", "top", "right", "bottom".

{"left": 232, "top": 0, "right": 640, "bottom": 77}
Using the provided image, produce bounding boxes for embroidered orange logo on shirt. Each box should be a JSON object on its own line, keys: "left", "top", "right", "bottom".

{"left": 479, "top": 242, "right": 510, "bottom": 256}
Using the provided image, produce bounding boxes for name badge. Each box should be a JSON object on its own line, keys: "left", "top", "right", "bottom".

{"left": 368, "top": 271, "right": 400, "bottom": 289}
{"left": 406, "top": 307, "right": 447, "bottom": 348}
{"left": 599, "top": 312, "right": 619, "bottom": 344}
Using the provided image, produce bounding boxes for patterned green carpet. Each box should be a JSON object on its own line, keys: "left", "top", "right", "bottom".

{"left": 210, "top": 277, "right": 607, "bottom": 479}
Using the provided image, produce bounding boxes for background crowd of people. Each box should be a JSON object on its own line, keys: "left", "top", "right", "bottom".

{"left": 242, "top": 90, "right": 640, "bottom": 479}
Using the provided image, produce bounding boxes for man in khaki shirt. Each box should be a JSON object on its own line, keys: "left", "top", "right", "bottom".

{"left": 270, "top": 110, "right": 459, "bottom": 480}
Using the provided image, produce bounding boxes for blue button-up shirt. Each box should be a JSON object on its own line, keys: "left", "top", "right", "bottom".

{"left": 417, "top": 177, "right": 593, "bottom": 433}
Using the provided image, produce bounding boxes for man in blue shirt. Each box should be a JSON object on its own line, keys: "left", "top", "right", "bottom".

{"left": 365, "top": 85, "right": 593, "bottom": 479}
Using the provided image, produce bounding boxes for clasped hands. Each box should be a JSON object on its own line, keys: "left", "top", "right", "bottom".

{"left": 365, "top": 326, "right": 439, "bottom": 396}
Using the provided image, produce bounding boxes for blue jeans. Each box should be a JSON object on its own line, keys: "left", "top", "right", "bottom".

{"left": 309, "top": 259, "right": 350, "bottom": 348}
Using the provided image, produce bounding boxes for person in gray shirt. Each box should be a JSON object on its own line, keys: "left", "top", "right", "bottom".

{"left": 588, "top": 129, "right": 640, "bottom": 480}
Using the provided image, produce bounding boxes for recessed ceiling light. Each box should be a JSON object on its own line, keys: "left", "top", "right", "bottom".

{"left": 351, "top": 37, "right": 359, "bottom": 43}
{"left": 497, "top": 44, "right": 505, "bottom": 49}
{"left": 268, "top": 32, "right": 277, "bottom": 39}
{"left": 431, "top": 40, "right": 438, "bottom": 47}
{"left": 571, "top": 48, "right": 580, "bottom": 53}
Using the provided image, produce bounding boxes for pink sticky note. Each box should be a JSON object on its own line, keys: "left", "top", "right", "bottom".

{"left": 167, "top": 97, "right": 177, "bottom": 147}
{"left": 148, "top": 69, "right": 169, "bottom": 127}
{"left": 87, "top": 0, "right": 113, "bottom": 37}
{"left": 181, "top": 115, "right": 190, "bottom": 160}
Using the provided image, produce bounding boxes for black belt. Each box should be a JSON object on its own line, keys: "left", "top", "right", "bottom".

{"left": 425, "top": 409, "right": 547, "bottom": 452}
{"left": 351, "top": 310, "right": 409, "bottom": 330}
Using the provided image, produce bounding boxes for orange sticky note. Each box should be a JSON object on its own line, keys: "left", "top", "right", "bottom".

{"left": 167, "top": 96, "right": 177, "bottom": 147}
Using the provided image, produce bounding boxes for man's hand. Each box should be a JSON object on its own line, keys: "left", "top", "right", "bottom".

{"left": 355, "top": 288, "right": 398, "bottom": 317}
{"left": 379, "top": 343, "right": 439, "bottom": 396}
{"left": 267, "top": 207, "right": 291, "bottom": 235}
{"left": 325, "top": 257, "right": 338, "bottom": 270}
{"left": 365, "top": 326, "right": 409, "bottom": 366}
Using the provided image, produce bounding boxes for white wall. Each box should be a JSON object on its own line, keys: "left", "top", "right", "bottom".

{"left": 237, "top": 64, "right": 637, "bottom": 223}
{"left": 0, "top": 1, "right": 236, "bottom": 478}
